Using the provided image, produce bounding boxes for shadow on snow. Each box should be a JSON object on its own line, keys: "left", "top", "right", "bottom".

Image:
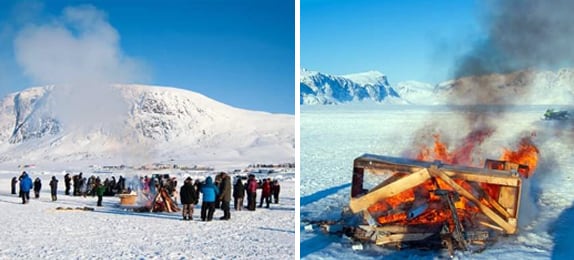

{"left": 550, "top": 201, "right": 574, "bottom": 259}
{"left": 300, "top": 183, "right": 351, "bottom": 207}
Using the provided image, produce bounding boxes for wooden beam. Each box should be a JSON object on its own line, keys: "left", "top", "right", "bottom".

{"left": 440, "top": 170, "right": 520, "bottom": 186}
{"left": 349, "top": 168, "right": 431, "bottom": 213}
{"left": 469, "top": 182, "right": 512, "bottom": 219}
{"left": 428, "top": 167, "right": 517, "bottom": 234}
{"left": 361, "top": 225, "right": 442, "bottom": 234}
{"left": 376, "top": 233, "right": 435, "bottom": 245}
{"left": 354, "top": 158, "right": 520, "bottom": 186}
{"left": 478, "top": 221, "right": 504, "bottom": 232}
{"left": 498, "top": 186, "right": 519, "bottom": 217}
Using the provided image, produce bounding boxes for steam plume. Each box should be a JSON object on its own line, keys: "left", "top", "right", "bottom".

{"left": 13, "top": 5, "right": 146, "bottom": 129}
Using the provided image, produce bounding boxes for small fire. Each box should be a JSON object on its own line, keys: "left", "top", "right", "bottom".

{"left": 500, "top": 137, "right": 539, "bottom": 177}
{"left": 416, "top": 129, "right": 493, "bottom": 166}
{"left": 416, "top": 134, "right": 450, "bottom": 162}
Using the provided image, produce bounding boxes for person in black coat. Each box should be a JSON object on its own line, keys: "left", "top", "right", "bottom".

{"left": 271, "top": 180, "right": 281, "bottom": 204}
{"left": 49, "top": 176, "right": 58, "bottom": 201}
{"left": 11, "top": 176, "right": 18, "bottom": 195}
{"left": 64, "top": 173, "right": 71, "bottom": 195}
{"left": 180, "top": 177, "right": 197, "bottom": 220}
{"left": 33, "top": 177, "right": 42, "bottom": 199}
{"left": 233, "top": 178, "right": 245, "bottom": 211}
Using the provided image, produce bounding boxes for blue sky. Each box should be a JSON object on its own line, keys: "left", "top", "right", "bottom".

{"left": 0, "top": 0, "right": 294, "bottom": 114}
{"left": 301, "top": 0, "right": 483, "bottom": 84}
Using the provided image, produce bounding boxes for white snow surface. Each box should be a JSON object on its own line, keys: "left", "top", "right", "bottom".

{"left": 0, "top": 168, "right": 295, "bottom": 259}
{"left": 301, "top": 104, "right": 574, "bottom": 259}
{"left": 394, "top": 81, "right": 437, "bottom": 105}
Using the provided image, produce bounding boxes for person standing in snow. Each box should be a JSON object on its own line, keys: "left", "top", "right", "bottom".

{"left": 194, "top": 179, "right": 201, "bottom": 200}
{"left": 11, "top": 176, "right": 18, "bottom": 195}
{"left": 271, "top": 180, "right": 281, "bottom": 204}
{"left": 64, "top": 173, "right": 71, "bottom": 195}
{"left": 19, "top": 172, "right": 33, "bottom": 204}
{"left": 95, "top": 178, "right": 105, "bottom": 207}
{"left": 233, "top": 178, "right": 245, "bottom": 211}
{"left": 72, "top": 173, "right": 79, "bottom": 196}
{"left": 246, "top": 174, "right": 258, "bottom": 211}
{"left": 180, "top": 177, "right": 197, "bottom": 221}
{"left": 81, "top": 177, "right": 88, "bottom": 197}
{"left": 218, "top": 173, "right": 232, "bottom": 220}
{"left": 214, "top": 173, "right": 223, "bottom": 209}
{"left": 149, "top": 176, "right": 157, "bottom": 195}
{"left": 49, "top": 176, "right": 58, "bottom": 201}
{"left": 117, "top": 175, "right": 126, "bottom": 193}
{"left": 200, "top": 176, "right": 219, "bottom": 221}
{"left": 33, "top": 177, "right": 42, "bottom": 199}
{"left": 259, "top": 178, "right": 271, "bottom": 208}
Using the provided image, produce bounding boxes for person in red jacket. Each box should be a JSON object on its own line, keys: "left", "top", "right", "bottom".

{"left": 259, "top": 178, "right": 271, "bottom": 208}
{"left": 246, "top": 175, "right": 258, "bottom": 211}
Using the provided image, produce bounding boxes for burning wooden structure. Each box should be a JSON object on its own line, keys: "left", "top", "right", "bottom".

{"left": 150, "top": 187, "right": 180, "bottom": 212}
{"left": 348, "top": 154, "right": 530, "bottom": 252}
{"left": 122, "top": 187, "right": 180, "bottom": 213}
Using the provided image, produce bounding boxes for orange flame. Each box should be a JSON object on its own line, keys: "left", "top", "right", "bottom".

{"left": 369, "top": 177, "right": 481, "bottom": 226}
{"left": 415, "top": 129, "right": 493, "bottom": 167}
{"left": 416, "top": 134, "right": 451, "bottom": 162}
{"left": 500, "top": 137, "right": 539, "bottom": 177}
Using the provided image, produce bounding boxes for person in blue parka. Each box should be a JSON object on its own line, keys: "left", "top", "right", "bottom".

{"left": 200, "top": 176, "right": 219, "bottom": 221}
{"left": 19, "top": 172, "right": 33, "bottom": 204}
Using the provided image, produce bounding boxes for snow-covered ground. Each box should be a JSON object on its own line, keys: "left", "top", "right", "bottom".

{"left": 301, "top": 104, "right": 574, "bottom": 259}
{"left": 0, "top": 167, "right": 294, "bottom": 259}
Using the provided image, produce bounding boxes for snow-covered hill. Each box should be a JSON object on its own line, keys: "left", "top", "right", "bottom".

{"left": 302, "top": 68, "right": 574, "bottom": 105}
{"left": 394, "top": 81, "right": 437, "bottom": 105}
{"left": 300, "top": 69, "right": 402, "bottom": 105}
{"left": 435, "top": 69, "right": 574, "bottom": 105}
{"left": 0, "top": 85, "right": 294, "bottom": 167}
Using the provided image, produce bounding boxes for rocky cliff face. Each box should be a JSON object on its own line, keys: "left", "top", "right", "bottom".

{"left": 300, "top": 69, "right": 402, "bottom": 105}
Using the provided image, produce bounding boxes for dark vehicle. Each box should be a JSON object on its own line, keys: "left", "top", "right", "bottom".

{"left": 544, "top": 109, "right": 569, "bottom": 120}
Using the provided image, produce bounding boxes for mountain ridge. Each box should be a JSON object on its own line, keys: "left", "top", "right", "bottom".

{"left": 301, "top": 68, "right": 574, "bottom": 105}
{"left": 0, "top": 84, "right": 294, "bottom": 166}
{"left": 300, "top": 69, "right": 401, "bottom": 105}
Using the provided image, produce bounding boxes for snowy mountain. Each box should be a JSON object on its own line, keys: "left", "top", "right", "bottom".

{"left": 394, "top": 81, "right": 437, "bottom": 105}
{"left": 0, "top": 85, "right": 294, "bottom": 166}
{"left": 302, "top": 68, "right": 574, "bottom": 105}
{"left": 429, "top": 69, "right": 574, "bottom": 105}
{"left": 300, "top": 69, "right": 402, "bottom": 105}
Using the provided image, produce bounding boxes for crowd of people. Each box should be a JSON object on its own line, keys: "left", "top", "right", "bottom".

{"left": 10, "top": 170, "right": 283, "bottom": 222}
{"left": 178, "top": 172, "right": 282, "bottom": 221}
{"left": 11, "top": 171, "right": 59, "bottom": 204}
{"left": 11, "top": 171, "right": 124, "bottom": 206}
{"left": 63, "top": 173, "right": 127, "bottom": 197}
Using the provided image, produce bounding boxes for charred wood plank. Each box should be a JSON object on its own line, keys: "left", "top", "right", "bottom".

{"left": 349, "top": 168, "right": 431, "bottom": 213}
{"left": 429, "top": 167, "right": 516, "bottom": 234}
{"left": 375, "top": 232, "right": 436, "bottom": 245}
